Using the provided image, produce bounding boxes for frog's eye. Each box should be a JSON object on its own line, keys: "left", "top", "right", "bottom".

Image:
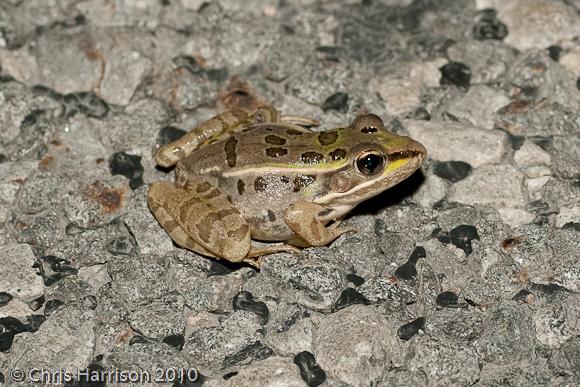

{"left": 356, "top": 151, "right": 385, "bottom": 176}
{"left": 351, "top": 114, "right": 384, "bottom": 134}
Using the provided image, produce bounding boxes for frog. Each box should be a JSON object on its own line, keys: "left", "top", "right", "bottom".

{"left": 148, "top": 105, "right": 426, "bottom": 268}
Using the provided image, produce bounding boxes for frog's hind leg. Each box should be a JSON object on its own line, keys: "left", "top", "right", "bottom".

{"left": 148, "top": 180, "right": 252, "bottom": 262}
{"left": 154, "top": 108, "right": 254, "bottom": 168}
{"left": 280, "top": 115, "right": 320, "bottom": 128}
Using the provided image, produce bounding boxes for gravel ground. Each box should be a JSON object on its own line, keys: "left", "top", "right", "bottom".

{"left": 1, "top": 0, "right": 579, "bottom": 386}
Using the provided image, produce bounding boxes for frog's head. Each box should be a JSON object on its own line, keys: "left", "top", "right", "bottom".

{"left": 314, "top": 114, "right": 426, "bottom": 212}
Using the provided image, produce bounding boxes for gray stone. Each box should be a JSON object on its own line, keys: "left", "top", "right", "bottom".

{"left": 107, "top": 253, "right": 170, "bottom": 307}
{"left": 167, "top": 252, "right": 249, "bottom": 312}
{"left": 449, "top": 164, "right": 526, "bottom": 208}
{"left": 358, "top": 277, "right": 416, "bottom": 305}
{"left": 0, "top": 80, "right": 62, "bottom": 144}
{"left": 264, "top": 303, "right": 314, "bottom": 356}
{"left": 63, "top": 175, "right": 132, "bottom": 228}
{"left": 504, "top": 225, "right": 580, "bottom": 291}
{"left": 507, "top": 51, "right": 580, "bottom": 110}
{"left": 102, "top": 342, "right": 190, "bottom": 387}
{"left": 122, "top": 186, "right": 174, "bottom": 258}
{"left": 533, "top": 301, "right": 580, "bottom": 347}
{"left": 16, "top": 172, "right": 70, "bottom": 214}
{"left": 129, "top": 293, "right": 185, "bottom": 340}
{"left": 473, "top": 302, "right": 537, "bottom": 363}
{"left": 314, "top": 305, "right": 403, "bottom": 386}
{"left": 100, "top": 48, "right": 153, "bottom": 106}
{"left": 205, "top": 356, "right": 306, "bottom": 387}
{"left": 8, "top": 303, "right": 95, "bottom": 375}
{"left": 45, "top": 276, "right": 94, "bottom": 305}
{"left": 46, "top": 222, "right": 130, "bottom": 267}
{"left": 330, "top": 232, "right": 388, "bottom": 279}
{"left": 407, "top": 335, "right": 481, "bottom": 387}
{"left": 447, "top": 40, "right": 516, "bottom": 84}
{"left": 380, "top": 368, "right": 428, "bottom": 387}
{"left": 549, "top": 335, "right": 580, "bottom": 377}
{"left": 261, "top": 250, "right": 345, "bottom": 311}
{"left": 514, "top": 140, "right": 552, "bottom": 168}
{"left": 497, "top": 0, "right": 580, "bottom": 51}
{"left": 11, "top": 209, "right": 67, "bottom": 251}
{"left": 445, "top": 85, "right": 510, "bottom": 129}
{"left": 410, "top": 174, "right": 448, "bottom": 209}
{"left": 75, "top": 0, "right": 162, "bottom": 29}
{"left": 0, "top": 243, "right": 44, "bottom": 303}
{"left": 478, "top": 363, "right": 552, "bottom": 387}
{"left": 405, "top": 120, "right": 510, "bottom": 167}
{"left": 425, "top": 308, "right": 484, "bottom": 343}
{"left": 183, "top": 310, "right": 264, "bottom": 374}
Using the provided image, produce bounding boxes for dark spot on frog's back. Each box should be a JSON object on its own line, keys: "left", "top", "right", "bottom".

{"left": 267, "top": 210, "right": 276, "bottom": 222}
{"left": 293, "top": 175, "right": 316, "bottom": 192}
{"left": 318, "top": 131, "right": 338, "bottom": 146}
{"left": 330, "top": 148, "right": 347, "bottom": 160}
{"left": 265, "top": 135, "right": 286, "bottom": 145}
{"left": 237, "top": 179, "right": 245, "bottom": 195}
{"left": 254, "top": 177, "right": 267, "bottom": 192}
{"left": 224, "top": 136, "right": 238, "bottom": 168}
{"left": 301, "top": 151, "right": 324, "bottom": 163}
{"left": 266, "top": 147, "right": 288, "bottom": 157}
{"left": 286, "top": 128, "right": 303, "bottom": 136}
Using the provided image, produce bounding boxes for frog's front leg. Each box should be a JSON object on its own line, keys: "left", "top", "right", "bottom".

{"left": 148, "top": 180, "right": 253, "bottom": 262}
{"left": 283, "top": 202, "right": 356, "bottom": 247}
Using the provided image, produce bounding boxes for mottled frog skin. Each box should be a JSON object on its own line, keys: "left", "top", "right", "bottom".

{"left": 148, "top": 105, "right": 426, "bottom": 267}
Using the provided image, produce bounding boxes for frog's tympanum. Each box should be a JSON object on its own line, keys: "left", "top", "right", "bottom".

{"left": 148, "top": 105, "right": 426, "bottom": 267}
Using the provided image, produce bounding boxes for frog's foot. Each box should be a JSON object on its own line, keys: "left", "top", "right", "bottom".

{"left": 283, "top": 202, "right": 356, "bottom": 247}
{"left": 148, "top": 180, "right": 252, "bottom": 262}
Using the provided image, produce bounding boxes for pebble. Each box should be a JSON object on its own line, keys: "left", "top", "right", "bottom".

{"left": 0, "top": 243, "right": 44, "bottom": 303}
{"left": 449, "top": 225, "right": 480, "bottom": 256}
{"left": 497, "top": 0, "right": 580, "bottom": 51}
{"left": 129, "top": 293, "right": 185, "bottom": 340}
{"left": 405, "top": 120, "right": 509, "bottom": 167}
{"left": 204, "top": 357, "right": 305, "bottom": 387}
{"left": 398, "top": 317, "right": 425, "bottom": 341}
{"left": 408, "top": 335, "right": 481, "bottom": 386}
{"left": 99, "top": 49, "right": 153, "bottom": 106}
{"left": 513, "top": 140, "right": 552, "bottom": 168}
{"left": 472, "top": 9, "right": 508, "bottom": 41}
{"left": 447, "top": 40, "right": 515, "bottom": 84}
{"left": 411, "top": 174, "right": 448, "bottom": 208}
{"left": 445, "top": 85, "right": 510, "bottom": 129}
{"left": 375, "top": 76, "right": 422, "bottom": 116}
{"left": 333, "top": 288, "right": 370, "bottom": 311}
{"left": 314, "top": 305, "right": 403, "bottom": 386}
{"left": 232, "top": 291, "right": 269, "bottom": 325}
{"left": 448, "top": 164, "right": 526, "bottom": 208}
{"left": 440, "top": 62, "right": 472, "bottom": 91}
{"left": 8, "top": 304, "right": 95, "bottom": 373}
{"left": 109, "top": 151, "right": 145, "bottom": 190}
{"left": 474, "top": 302, "right": 536, "bottom": 363}
{"left": 321, "top": 92, "right": 349, "bottom": 113}
{"left": 436, "top": 291, "right": 461, "bottom": 308}
{"left": 293, "top": 351, "right": 326, "bottom": 387}
{"left": 432, "top": 161, "right": 472, "bottom": 183}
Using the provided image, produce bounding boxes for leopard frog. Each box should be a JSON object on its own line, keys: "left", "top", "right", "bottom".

{"left": 148, "top": 105, "right": 426, "bottom": 267}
